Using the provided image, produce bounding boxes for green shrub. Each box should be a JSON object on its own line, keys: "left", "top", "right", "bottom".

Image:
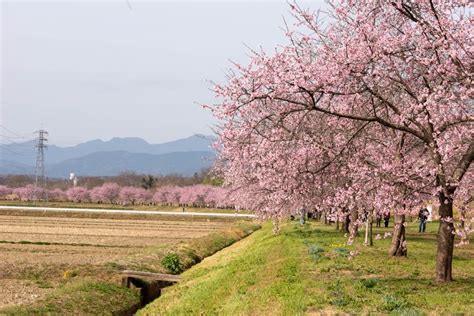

{"left": 359, "top": 278, "right": 379, "bottom": 289}
{"left": 161, "top": 253, "right": 184, "bottom": 274}
{"left": 333, "top": 247, "right": 350, "bottom": 258}
{"left": 320, "top": 266, "right": 331, "bottom": 273}
{"left": 308, "top": 244, "right": 325, "bottom": 260}
{"left": 380, "top": 294, "right": 409, "bottom": 312}
{"left": 328, "top": 281, "right": 351, "bottom": 307}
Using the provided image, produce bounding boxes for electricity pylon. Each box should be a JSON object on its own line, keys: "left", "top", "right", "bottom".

{"left": 34, "top": 129, "right": 48, "bottom": 201}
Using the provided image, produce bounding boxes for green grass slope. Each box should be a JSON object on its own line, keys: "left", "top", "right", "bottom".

{"left": 138, "top": 220, "right": 474, "bottom": 315}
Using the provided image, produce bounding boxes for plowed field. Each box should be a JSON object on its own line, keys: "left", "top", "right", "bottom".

{"left": 0, "top": 214, "right": 237, "bottom": 308}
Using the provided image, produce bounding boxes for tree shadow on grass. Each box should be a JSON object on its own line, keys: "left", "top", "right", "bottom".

{"left": 405, "top": 233, "right": 438, "bottom": 241}
{"left": 283, "top": 228, "right": 338, "bottom": 240}
{"left": 376, "top": 276, "right": 474, "bottom": 288}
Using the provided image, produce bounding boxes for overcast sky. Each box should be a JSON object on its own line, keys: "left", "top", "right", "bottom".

{"left": 1, "top": 0, "right": 326, "bottom": 146}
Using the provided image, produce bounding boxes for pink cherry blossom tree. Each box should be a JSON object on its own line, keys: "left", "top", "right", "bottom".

{"left": 89, "top": 186, "right": 103, "bottom": 203}
{"left": 179, "top": 185, "right": 211, "bottom": 207}
{"left": 66, "top": 187, "right": 90, "bottom": 203}
{"left": 119, "top": 186, "right": 140, "bottom": 205}
{"left": 179, "top": 186, "right": 194, "bottom": 206}
{"left": 168, "top": 186, "right": 183, "bottom": 205}
{"left": 119, "top": 187, "right": 152, "bottom": 205}
{"left": 90, "top": 183, "right": 120, "bottom": 204}
{"left": 152, "top": 185, "right": 231, "bottom": 208}
{"left": 209, "top": 1, "right": 473, "bottom": 282}
{"left": 153, "top": 186, "right": 172, "bottom": 205}
{"left": 135, "top": 188, "right": 152, "bottom": 205}
{"left": 0, "top": 185, "right": 12, "bottom": 199}
{"left": 49, "top": 188, "right": 67, "bottom": 202}
{"left": 12, "top": 185, "right": 36, "bottom": 201}
{"left": 205, "top": 187, "right": 229, "bottom": 208}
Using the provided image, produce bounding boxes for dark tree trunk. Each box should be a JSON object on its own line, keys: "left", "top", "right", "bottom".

{"left": 436, "top": 191, "right": 454, "bottom": 282}
{"left": 460, "top": 208, "right": 466, "bottom": 228}
{"left": 344, "top": 214, "right": 350, "bottom": 234}
{"left": 336, "top": 217, "right": 340, "bottom": 230}
{"left": 389, "top": 214, "right": 407, "bottom": 256}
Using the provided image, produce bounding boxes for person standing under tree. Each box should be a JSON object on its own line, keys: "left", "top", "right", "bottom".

{"left": 375, "top": 211, "right": 382, "bottom": 227}
{"left": 418, "top": 207, "right": 429, "bottom": 233}
{"left": 383, "top": 211, "right": 390, "bottom": 228}
{"left": 299, "top": 207, "right": 306, "bottom": 225}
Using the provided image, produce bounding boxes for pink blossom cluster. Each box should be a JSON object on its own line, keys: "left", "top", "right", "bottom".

{"left": 207, "top": 1, "right": 473, "bottom": 281}
{"left": 208, "top": 1, "right": 472, "bottom": 222}
{"left": 0, "top": 183, "right": 234, "bottom": 208}
{"left": 152, "top": 184, "right": 232, "bottom": 208}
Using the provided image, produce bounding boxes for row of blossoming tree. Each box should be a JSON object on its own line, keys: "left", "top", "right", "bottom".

{"left": 207, "top": 1, "right": 472, "bottom": 282}
{"left": 0, "top": 184, "right": 234, "bottom": 209}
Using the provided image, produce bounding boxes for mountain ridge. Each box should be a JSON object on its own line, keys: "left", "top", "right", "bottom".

{"left": 0, "top": 134, "right": 216, "bottom": 177}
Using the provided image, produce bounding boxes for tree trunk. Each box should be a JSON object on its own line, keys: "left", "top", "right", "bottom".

{"left": 344, "top": 213, "right": 350, "bottom": 234}
{"left": 364, "top": 219, "right": 369, "bottom": 245}
{"left": 436, "top": 192, "right": 454, "bottom": 282}
{"left": 389, "top": 214, "right": 407, "bottom": 256}
{"left": 347, "top": 209, "right": 359, "bottom": 245}
{"left": 323, "top": 211, "right": 329, "bottom": 225}
{"left": 349, "top": 209, "right": 359, "bottom": 236}
{"left": 336, "top": 217, "right": 340, "bottom": 230}
{"left": 460, "top": 208, "right": 466, "bottom": 228}
{"left": 369, "top": 211, "right": 373, "bottom": 246}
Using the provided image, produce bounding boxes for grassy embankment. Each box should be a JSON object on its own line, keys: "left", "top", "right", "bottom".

{"left": 0, "top": 200, "right": 252, "bottom": 214}
{"left": 0, "top": 222, "right": 260, "bottom": 315}
{"left": 139, "top": 220, "right": 474, "bottom": 315}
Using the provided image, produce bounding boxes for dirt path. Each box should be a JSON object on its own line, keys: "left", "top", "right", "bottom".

{"left": 0, "top": 205, "right": 256, "bottom": 218}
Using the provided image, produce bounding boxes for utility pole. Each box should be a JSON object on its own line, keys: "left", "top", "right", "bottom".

{"left": 34, "top": 129, "right": 48, "bottom": 201}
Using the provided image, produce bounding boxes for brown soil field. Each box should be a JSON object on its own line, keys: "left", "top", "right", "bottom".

{"left": 0, "top": 213, "right": 238, "bottom": 309}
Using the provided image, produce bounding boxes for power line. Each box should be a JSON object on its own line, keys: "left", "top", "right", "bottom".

{"left": 0, "top": 125, "right": 27, "bottom": 139}
{"left": 0, "top": 134, "right": 25, "bottom": 140}
{"left": 0, "top": 136, "right": 34, "bottom": 147}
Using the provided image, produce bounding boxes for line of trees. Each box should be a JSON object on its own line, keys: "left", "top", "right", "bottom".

{"left": 0, "top": 170, "right": 220, "bottom": 190}
{"left": 0, "top": 183, "right": 235, "bottom": 209}
{"left": 208, "top": 1, "right": 472, "bottom": 282}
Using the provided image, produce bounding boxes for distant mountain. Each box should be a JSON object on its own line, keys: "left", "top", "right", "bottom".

{"left": 0, "top": 160, "right": 33, "bottom": 175}
{"left": 1, "top": 134, "right": 215, "bottom": 165}
{"left": 0, "top": 134, "right": 216, "bottom": 177}
{"left": 47, "top": 151, "right": 215, "bottom": 177}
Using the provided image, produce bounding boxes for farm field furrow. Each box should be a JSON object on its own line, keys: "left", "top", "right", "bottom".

{"left": 0, "top": 243, "right": 137, "bottom": 271}
{"left": 0, "top": 223, "right": 222, "bottom": 235}
{"left": 0, "top": 232, "right": 189, "bottom": 247}
{"left": 0, "top": 216, "right": 232, "bottom": 246}
{"left": 0, "top": 223, "right": 227, "bottom": 232}
{"left": 0, "top": 216, "right": 231, "bottom": 228}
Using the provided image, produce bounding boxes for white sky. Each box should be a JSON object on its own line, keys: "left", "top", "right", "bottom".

{"left": 1, "top": 0, "right": 326, "bottom": 146}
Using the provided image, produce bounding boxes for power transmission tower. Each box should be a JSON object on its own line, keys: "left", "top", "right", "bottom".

{"left": 34, "top": 129, "right": 48, "bottom": 201}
